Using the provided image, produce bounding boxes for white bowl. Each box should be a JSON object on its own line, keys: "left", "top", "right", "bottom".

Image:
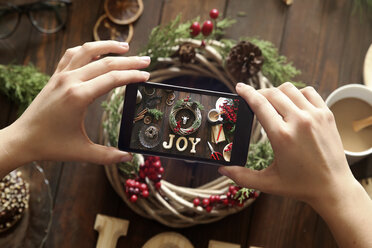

{"left": 325, "top": 84, "right": 372, "bottom": 164}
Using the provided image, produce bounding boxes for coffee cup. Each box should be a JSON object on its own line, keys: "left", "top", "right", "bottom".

{"left": 325, "top": 84, "right": 372, "bottom": 164}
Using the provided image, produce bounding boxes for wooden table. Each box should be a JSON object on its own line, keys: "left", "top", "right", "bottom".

{"left": 1, "top": 0, "right": 371, "bottom": 247}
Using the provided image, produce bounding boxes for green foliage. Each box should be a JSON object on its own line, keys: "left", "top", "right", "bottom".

{"left": 353, "top": 0, "right": 372, "bottom": 16}
{"left": 147, "top": 108, "right": 163, "bottom": 120}
{"left": 0, "top": 64, "right": 49, "bottom": 115}
{"left": 246, "top": 140, "right": 274, "bottom": 170}
{"left": 101, "top": 94, "right": 123, "bottom": 147}
{"left": 248, "top": 38, "right": 304, "bottom": 87}
{"left": 235, "top": 141, "right": 274, "bottom": 203}
{"left": 140, "top": 14, "right": 236, "bottom": 68}
{"left": 101, "top": 93, "right": 142, "bottom": 177}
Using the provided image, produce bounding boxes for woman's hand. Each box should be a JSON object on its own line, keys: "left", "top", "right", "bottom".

{"left": 0, "top": 41, "right": 150, "bottom": 174}
{"left": 219, "top": 82, "right": 354, "bottom": 204}
{"left": 218, "top": 82, "right": 372, "bottom": 247}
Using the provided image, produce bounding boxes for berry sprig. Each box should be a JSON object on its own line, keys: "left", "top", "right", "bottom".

{"left": 125, "top": 156, "right": 164, "bottom": 203}
{"left": 220, "top": 99, "right": 239, "bottom": 128}
{"left": 192, "top": 185, "right": 258, "bottom": 212}
{"left": 189, "top": 8, "right": 220, "bottom": 44}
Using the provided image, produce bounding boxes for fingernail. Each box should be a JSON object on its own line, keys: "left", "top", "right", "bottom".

{"left": 237, "top": 82, "right": 244, "bottom": 88}
{"left": 141, "top": 71, "right": 150, "bottom": 78}
{"left": 140, "top": 56, "right": 151, "bottom": 62}
{"left": 218, "top": 166, "right": 230, "bottom": 177}
{"left": 120, "top": 154, "right": 132, "bottom": 163}
{"left": 120, "top": 42, "right": 129, "bottom": 48}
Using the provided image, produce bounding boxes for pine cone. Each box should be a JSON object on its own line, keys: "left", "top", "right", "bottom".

{"left": 175, "top": 43, "right": 196, "bottom": 63}
{"left": 226, "top": 41, "right": 264, "bottom": 82}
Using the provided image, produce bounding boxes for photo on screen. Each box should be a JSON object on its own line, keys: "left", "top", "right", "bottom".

{"left": 129, "top": 85, "right": 240, "bottom": 162}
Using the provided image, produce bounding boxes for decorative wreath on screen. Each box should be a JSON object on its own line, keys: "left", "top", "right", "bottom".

{"left": 169, "top": 97, "right": 203, "bottom": 136}
{"left": 100, "top": 10, "right": 302, "bottom": 228}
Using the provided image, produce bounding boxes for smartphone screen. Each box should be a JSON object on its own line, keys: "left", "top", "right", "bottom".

{"left": 118, "top": 82, "right": 254, "bottom": 166}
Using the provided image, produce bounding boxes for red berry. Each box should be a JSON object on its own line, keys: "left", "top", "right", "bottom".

{"left": 237, "top": 202, "right": 244, "bottom": 207}
{"left": 142, "top": 190, "right": 149, "bottom": 198}
{"left": 253, "top": 191, "right": 259, "bottom": 198}
{"left": 140, "top": 183, "right": 148, "bottom": 191}
{"left": 153, "top": 160, "right": 161, "bottom": 168}
{"left": 158, "top": 167, "right": 164, "bottom": 174}
{"left": 130, "top": 194, "right": 138, "bottom": 203}
{"left": 210, "top": 195, "right": 216, "bottom": 203}
{"left": 209, "top": 8, "right": 219, "bottom": 19}
{"left": 154, "top": 156, "right": 160, "bottom": 161}
{"left": 202, "top": 20, "right": 213, "bottom": 36}
{"left": 232, "top": 189, "right": 238, "bottom": 196}
{"left": 215, "top": 195, "right": 220, "bottom": 202}
{"left": 206, "top": 205, "right": 213, "bottom": 212}
{"left": 202, "top": 198, "right": 210, "bottom": 207}
{"left": 139, "top": 171, "right": 146, "bottom": 179}
{"left": 134, "top": 188, "right": 140, "bottom": 195}
{"left": 223, "top": 199, "right": 229, "bottom": 205}
{"left": 193, "top": 198, "right": 200, "bottom": 207}
{"left": 134, "top": 181, "right": 140, "bottom": 188}
{"left": 155, "top": 182, "right": 161, "bottom": 189}
{"left": 190, "top": 21, "right": 201, "bottom": 36}
{"left": 228, "top": 185, "right": 235, "bottom": 193}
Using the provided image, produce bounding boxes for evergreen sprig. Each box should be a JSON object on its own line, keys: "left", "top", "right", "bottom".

{"left": 147, "top": 108, "right": 164, "bottom": 120}
{"left": 235, "top": 140, "right": 274, "bottom": 203}
{"left": 140, "top": 14, "right": 236, "bottom": 69}
{"left": 101, "top": 94, "right": 143, "bottom": 177}
{"left": 0, "top": 64, "right": 49, "bottom": 115}
{"left": 247, "top": 38, "right": 304, "bottom": 87}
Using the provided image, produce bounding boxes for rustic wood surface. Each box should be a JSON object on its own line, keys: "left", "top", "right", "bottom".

{"left": 0, "top": 0, "right": 371, "bottom": 247}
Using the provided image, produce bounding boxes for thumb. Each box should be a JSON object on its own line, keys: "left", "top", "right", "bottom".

{"left": 218, "top": 166, "right": 269, "bottom": 191}
{"left": 84, "top": 144, "right": 132, "bottom": 165}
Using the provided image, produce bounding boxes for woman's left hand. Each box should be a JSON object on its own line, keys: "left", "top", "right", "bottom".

{"left": 0, "top": 41, "right": 150, "bottom": 174}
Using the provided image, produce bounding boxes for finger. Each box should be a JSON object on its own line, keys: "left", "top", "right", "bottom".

{"left": 300, "top": 86, "right": 327, "bottom": 108}
{"left": 259, "top": 87, "right": 301, "bottom": 119}
{"left": 82, "top": 70, "right": 150, "bottom": 101}
{"left": 278, "top": 82, "right": 314, "bottom": 110}
{"left": 236, "top": 83, "right": 285, "bottom": 135}
{"left": 218, "top": 166, "right": 274, "bottom": 191}
{"left": 65, "top": 40, "right": 129, "bottom": 71}
{"left": 72, "top": 56, "right": 151, "bottom": 81}
{"left": 84, "top": 144, "right": 133, "bottom": 165}
{"left": 55, "top": 46, "right": 81, "bottom": 73}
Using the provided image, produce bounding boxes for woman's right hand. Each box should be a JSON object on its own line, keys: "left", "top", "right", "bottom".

{"left": 219, "top": 82, "right": 355, "bottom": 205}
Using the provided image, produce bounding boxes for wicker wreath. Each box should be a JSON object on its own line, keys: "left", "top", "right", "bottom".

{"left": 169, "top": 99, "right": 202, "bottom": 136}
{"left": 100, "top": 38, "right": 272, "bottom": 228}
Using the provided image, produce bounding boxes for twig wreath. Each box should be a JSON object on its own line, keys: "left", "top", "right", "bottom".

{"left": 100, "top": 10, "right": 301, "bottom": 228}
{"left": 169, "top": 97, "right": 204, "bottom": 136}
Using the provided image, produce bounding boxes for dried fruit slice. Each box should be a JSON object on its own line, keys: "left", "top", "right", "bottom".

{"left": 104, "top": 0, "right": 144, "bottom": 25}
{"left": 93, "top": 14, "right": 134, "bottom": 43}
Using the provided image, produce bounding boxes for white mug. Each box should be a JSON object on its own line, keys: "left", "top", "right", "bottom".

{"left": 325, "top": 84, "right": 372, "bottom": 164}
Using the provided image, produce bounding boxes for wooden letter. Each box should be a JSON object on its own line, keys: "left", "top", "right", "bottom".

{"left": 163, "top": 134, "right": 175, "bottom": 149}
{"left": 94, "top": 214, "right": 129, "bottom": 248}
{"left": 188, "top": 137, "right": 201, "bottom": 153}
{"left": 176, "top": 136, "right": 188, "bottom": 152}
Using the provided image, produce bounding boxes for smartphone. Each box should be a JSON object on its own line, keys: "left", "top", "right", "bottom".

{"left": 118, "top": 82, "right": 254, "bottom": 166}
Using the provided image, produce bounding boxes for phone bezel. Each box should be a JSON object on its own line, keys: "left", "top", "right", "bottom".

{"left": 118, "top": 82, "right": 254, "bottom": 166}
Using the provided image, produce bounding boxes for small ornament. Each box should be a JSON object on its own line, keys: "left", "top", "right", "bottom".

{"left": 175, "top": 43, "right": 196, "bottom": 63}
{"left": 190, "top": 21, "right": 201, "bottom": 36}
{"left": 209, "top": 8, "right": 219, "bottom": 19}
{"left": 167, "top": 92, "right": 176, "bottom": 101}
{"left": 144, "top": 115, "right": 152, "bottom": 124}
{"left": 226, "top": 41, "right": 264, "bottom": 82}
{"left": 202, "top": 20, "right": 213, "bottom": 36}
{"left": 166, "top": 99, "right": 174, "bottom": 106}
{"left": 144, "top": 126, "right": 158, "bottom": 139}
{"left": 181, "top": 116, "right": 189, "bottom": 125}
{"left": 144, "top": 87, "right": 155, "bottom": 96}
{"left": 200, "top": 40, "right": 206, "bottom": 48}
{"left": 139, "top": 124, "right": 161, "bottom": 148}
